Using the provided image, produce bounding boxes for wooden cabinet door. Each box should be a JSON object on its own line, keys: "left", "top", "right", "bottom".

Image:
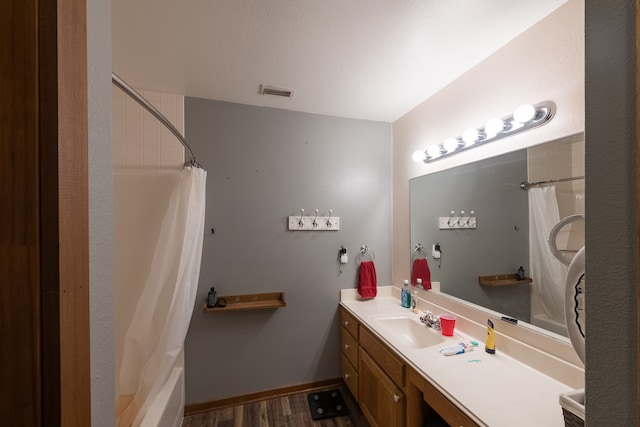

{"left": 359, "top": 350, "right": 405, "bottom": 427}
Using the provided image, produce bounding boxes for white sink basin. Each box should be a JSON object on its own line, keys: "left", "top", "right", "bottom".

{"left": 373, "top": 316, "right": 446, "bottom": 349}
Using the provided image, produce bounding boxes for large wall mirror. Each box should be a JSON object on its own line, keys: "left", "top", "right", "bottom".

{"left": 410, "top": 133, "right": 584, "bottom": 338}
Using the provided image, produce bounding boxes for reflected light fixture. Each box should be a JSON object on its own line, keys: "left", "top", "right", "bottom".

{"left": 413, "top": 101, "right": 556, "bottom": 163}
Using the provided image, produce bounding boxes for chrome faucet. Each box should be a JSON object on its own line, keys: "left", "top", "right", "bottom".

{"left": 420, "top": 311, "right": 441, "bottom": 330}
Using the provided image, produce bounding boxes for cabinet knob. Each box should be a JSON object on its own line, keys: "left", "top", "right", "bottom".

{"left": 344, "top": 344, "right": 350, "bottom": 350}
{"left": 393, "top": 394, "right": 400, "bottom": 403}
{"left": 344, "top": 320, "right": 350, "bottom": 326}
{"left": 344, "top": 373, "right": 350, "bottom": 380}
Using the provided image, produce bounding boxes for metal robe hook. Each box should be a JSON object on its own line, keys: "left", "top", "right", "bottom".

{"left": 457, "top": 211, "right": 465, "bottom": 226}
{"left": 312, "top": 209, "right": 319, "bottom": 228}
{"left": 447, "top": 211, "right": 456, "bottom": 226}
{"left": 326, "top": 209, "right": 333, "bottom": 228}
{"left": 466, "top": 210, "right": 476, "bottom": 226}
{"left": 298, "top": 209, "right": 305, "bottom": 227}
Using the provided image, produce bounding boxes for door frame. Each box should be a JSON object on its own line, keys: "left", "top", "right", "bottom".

{"left": 0, "top": 0, "right": 91, "bottom": 424}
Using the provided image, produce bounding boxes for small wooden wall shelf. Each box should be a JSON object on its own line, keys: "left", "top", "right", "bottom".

{"left": 478, "top": 274, "right": 532, "bottom": 287}
{"left": 203, "top": 291, "right": 286, "bottom": 313}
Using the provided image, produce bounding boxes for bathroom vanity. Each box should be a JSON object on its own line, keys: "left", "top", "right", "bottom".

{"left": 340, "top": 286, "right": 584, "bottom": 427}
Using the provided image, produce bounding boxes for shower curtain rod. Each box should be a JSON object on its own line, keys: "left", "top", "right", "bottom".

{"left": 519, "top": 175, "right": 584, "bottom": 190}
{"left": 111, "top": 72, "right": 199, "bottom": 167}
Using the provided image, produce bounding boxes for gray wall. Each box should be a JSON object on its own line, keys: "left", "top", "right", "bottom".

{"left": 87, "top": 0, "right": 115, "bottom": 424}
{"left": 585, "top": 1, "right": 638, "bottom": 424}
{"left": 410, "top": 150, "right": 529, "bottom": 320}
{"left": 184, "top": 98, "right": 392, "bottom": 404}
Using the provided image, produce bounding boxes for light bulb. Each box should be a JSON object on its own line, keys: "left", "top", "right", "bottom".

{"left": 513, "top": 104, "right": 536, "bottom": 123}
{"left": 462, "top": 128, "right": 479, "bottom": 146}
{"left": 443, "top": 137, "right": 459, "bottom": 153}
{"left": 412, "top": 150, "right": 426, "bottom": 163}
{"left": 485, "top": 117, "right": 504, "bottom": 137}
{"left": 427, "top": 144, "right": 442, "bottom": 158}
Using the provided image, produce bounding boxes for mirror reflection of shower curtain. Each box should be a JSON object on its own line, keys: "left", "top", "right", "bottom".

{"left": 117, "top": 166, "right": 207, "bottom": 426}
{"left": 529, "top": 186, "right": 568, "bottom": 324}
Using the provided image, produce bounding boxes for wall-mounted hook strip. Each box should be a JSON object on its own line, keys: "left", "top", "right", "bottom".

{"left": 288, "top": 209, "right": 340, "bottom": 231}
{"left": 440, "top": 209, "right": 477, "bottom": 230}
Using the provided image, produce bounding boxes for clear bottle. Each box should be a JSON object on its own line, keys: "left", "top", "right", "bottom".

{"left": 417, "top": 278, "right": 423, "bottom": 290}
{"left": 401, "top": 280, "right": 411, "bottom": 308}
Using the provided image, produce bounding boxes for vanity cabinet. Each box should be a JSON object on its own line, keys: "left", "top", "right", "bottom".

{"left": 340, "top": 307, "right": 405, "bottom": 427}
{"left": 340, "top": 308, "right": 359, "bottom": 400}
{"left": 340, "top": 305, "right": 481, "bottom": 427}
{"left": 407, "top": 367, "right": 480, "bottom": 427}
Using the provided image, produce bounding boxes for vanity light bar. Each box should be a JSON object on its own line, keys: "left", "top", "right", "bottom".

{"left": 413, "top": 101, "right": 556, "bottom": 164}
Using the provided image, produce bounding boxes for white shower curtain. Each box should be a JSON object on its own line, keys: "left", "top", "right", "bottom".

{"left": 117, "top": 166, "right": 207, "bottom": 426}
{"left": 529, "top": 186, "right": 568, "bottom": 324}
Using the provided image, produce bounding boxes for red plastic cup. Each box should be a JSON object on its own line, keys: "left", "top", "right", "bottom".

{"left": 440, "top": 314, "right": 457, "bottom": 336}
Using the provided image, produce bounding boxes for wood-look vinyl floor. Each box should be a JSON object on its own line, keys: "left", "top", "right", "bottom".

{"left": 183, "top": 384, "right": 370, "bottom": 427}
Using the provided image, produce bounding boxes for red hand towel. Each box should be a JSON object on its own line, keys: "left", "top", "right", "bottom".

{"left": 411, "top": 258, "right": 432, "bottom": 289}
{"left": 358, "top": 261, "right": 377, "bottom": 299}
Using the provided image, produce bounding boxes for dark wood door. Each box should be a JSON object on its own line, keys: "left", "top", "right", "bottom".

{"left": 1, "top": 0, "right": 90, "bottom": 425}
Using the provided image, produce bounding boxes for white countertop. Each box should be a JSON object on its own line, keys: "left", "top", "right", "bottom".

{"left": 340, "top": 288, "right": 574, "bottom": 427}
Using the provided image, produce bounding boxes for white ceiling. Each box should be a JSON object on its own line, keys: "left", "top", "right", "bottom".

{"left": 112, "top": 1, "right": 568, "bottom": 123}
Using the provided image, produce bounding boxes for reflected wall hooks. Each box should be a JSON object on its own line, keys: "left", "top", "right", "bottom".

{"left": 440, "top": 210, "right": 477, "bottom": 229}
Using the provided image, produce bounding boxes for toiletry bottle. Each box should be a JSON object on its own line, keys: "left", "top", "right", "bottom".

{"left": 417, "top": 278, "right": 423, "bottom": 289}
{"left": 207, "top": 287, "right": 217, "bottom": 308}
{"left": 517, "top": 266, "right": 525, "bottom": 280}
{"left": 485, "top": 319, "right": 496, "bottom": 354}
{"left": 401, "top": 280, "right": 411, "bottom": 308}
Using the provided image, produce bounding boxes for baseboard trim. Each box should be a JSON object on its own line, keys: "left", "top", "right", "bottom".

{"left": 184, "top": 378, "right": 344, "bottom": 415}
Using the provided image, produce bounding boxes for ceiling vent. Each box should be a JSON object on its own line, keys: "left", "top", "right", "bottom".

{"left": 259, "top": 84, "right": 295, "bottom": 98}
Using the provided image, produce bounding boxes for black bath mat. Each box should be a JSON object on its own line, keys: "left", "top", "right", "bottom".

{"left": 306, "top": 389, "right": 349, "bottom": 420}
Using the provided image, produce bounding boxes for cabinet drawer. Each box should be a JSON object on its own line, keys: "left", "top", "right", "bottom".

{"left": 341, "top": 307, "right": 359, "bottom": 339}
{"left": 341, "top": 327, "right": 359, "bottom": 367}
{"left": 360, "top": 325, "right": 405, "bottom": 388}
{"left": 341, "top": 354, "right": 359, "bottom": 401}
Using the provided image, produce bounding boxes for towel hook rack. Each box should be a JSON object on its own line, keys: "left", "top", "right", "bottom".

{"left": 287, "top": 208, "right": 340, "bottom": 231}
